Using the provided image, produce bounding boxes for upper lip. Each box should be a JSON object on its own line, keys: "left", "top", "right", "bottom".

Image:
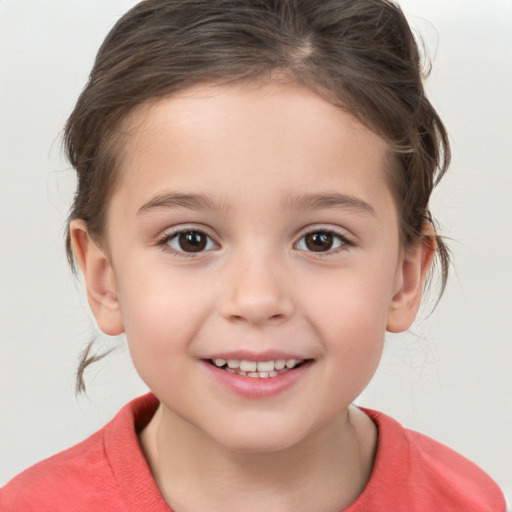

{"left": 203, "top": 351, "right": 310, "bottom": 362}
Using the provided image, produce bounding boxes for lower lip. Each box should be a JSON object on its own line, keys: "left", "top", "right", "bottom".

{"left": 202, "top": 360, "right": 313, "bottom": 399}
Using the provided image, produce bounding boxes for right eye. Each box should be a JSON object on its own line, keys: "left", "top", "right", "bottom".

{"left": 164, "top": 230, "right": 217, "bottom": 253}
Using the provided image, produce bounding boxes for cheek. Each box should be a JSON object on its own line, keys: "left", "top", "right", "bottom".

{"left": 319, "top": 286, "right": 388, "bottom": 365}
{"left": 114, "top": 264, "right": 210, "bottom": 370}
{"left": 318, "top": 292, "right": 387, "bottom": 405}
{"left": 307, "top": 260, "right": 397, "bottom": 333}
{"left": 303, "top": 262, "right": 397, "bottom": 382}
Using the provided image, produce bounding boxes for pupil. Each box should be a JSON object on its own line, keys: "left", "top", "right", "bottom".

{"left": 179, "top": 232, "right": 207, "bottom": 252}
{"left": 306, "top": 232, "right": 333, "bottom": 252}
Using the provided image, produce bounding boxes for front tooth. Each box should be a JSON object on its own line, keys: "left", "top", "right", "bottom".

{"left": 274, "top": 360, "right": 286, "bottom": 370}
{"left": 285, "top": 359, "right": 297, "bottom": 368}
{"left": 240, "top": 360, "right": 257, "bottom": 372}
{"left": 227, "top": 359, "right": 239, "bottom": 369}
{"left": 257, "top": 361, "right": 274, "bottom": 372}
{"left": 214, "top": 358, "right": 226, "bottom": 367}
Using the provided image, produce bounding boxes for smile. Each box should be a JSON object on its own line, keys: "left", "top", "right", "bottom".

{"left": 209, "top": 358, "right": 306, "bottom": 378}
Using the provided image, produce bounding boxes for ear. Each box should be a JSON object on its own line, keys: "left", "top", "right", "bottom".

{"left": 386, "top": 225, "right": 436, "bottom": 333}
{"left": 69, "top": 220, "right": 125, "bottom": 336}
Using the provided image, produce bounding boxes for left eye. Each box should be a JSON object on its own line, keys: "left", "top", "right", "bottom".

{"left": 166, "top": 230, "right": 216, "bottom": 253}
{"left": 296, "top": 231, "right": 346, "bottom": 253}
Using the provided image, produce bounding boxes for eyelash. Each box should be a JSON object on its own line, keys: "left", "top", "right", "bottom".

{"left": 156, "top": 227, "right": 353, "bottom": 257}
{"left": 156, "top": 228, "right": 218, "bottom": 258}
{"left": 294, "top": 229, "right": 353, "bottom": 255}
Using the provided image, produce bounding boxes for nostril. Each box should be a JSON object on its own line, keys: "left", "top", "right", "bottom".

{"left": 228, "top": 311, "right": 288, "bottom": 324}
{"left": 220, "top": 277, "right": 295, "bottom": 324}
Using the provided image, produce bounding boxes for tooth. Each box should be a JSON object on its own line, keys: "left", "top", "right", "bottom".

{"left": 274, "top": 360, "right": 286, "bottom": 370}
{"left": 227, "top": 360, "right": 239, "bottom": 369}
{"left": 269, "top": 371, "right": 278, "bottom": 377}
{"left": 247, "top": 372, "right": 259, "bottom": 378}
{"left": 257, "top": 361, "right": 274, "bottom": 372}
{"left": 259, "top": 372, "right": 269, "bottom": 378}
{"left": 285, "top": 359, "right": 297, "bottom": 368}
{"left": 240, "top": 360, "right": 257, "bottom": 372}
{"left": 214, "top": 358, "right": 226, "bottom": 367}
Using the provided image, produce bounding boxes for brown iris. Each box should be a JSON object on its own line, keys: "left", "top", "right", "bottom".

{"left": 304, "top": 232, "right": 335, "bottom": 252}
{"left": 178, "top": 231, "right": 208, "bottom": 252}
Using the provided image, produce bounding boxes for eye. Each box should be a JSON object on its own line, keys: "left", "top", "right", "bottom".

{"left": 165, "top": 230, "right": 217, "bottom": 253}
{"left": 295, "top": 230, "right": 348, "bottom": 253}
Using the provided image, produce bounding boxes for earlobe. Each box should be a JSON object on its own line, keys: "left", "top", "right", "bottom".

{"left": 386, "top": 226, "right": 436, "bottom": 333}
{"left": 69, "top": 220, "right": 125, "bottom": 336}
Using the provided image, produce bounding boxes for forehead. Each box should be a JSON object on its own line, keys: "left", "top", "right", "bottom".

{"left": 112, "top": 80, "right": 393, "bottom": 213}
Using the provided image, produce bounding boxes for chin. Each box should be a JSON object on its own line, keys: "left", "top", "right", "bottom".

{"left": 209, "top": 420, "right": 309, "bottom": 455}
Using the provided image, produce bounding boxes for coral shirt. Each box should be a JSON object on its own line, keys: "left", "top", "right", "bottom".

{"left": 1, "top": 393, "right": 506, "bottom": 511}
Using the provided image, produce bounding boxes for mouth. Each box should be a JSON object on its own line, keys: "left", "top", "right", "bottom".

{"left": 207, "top": 358, "right": 308, "bottom": 378}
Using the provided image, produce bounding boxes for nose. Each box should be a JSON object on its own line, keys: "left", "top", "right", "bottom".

{"left": 220, "top": 249, "right": 295, "bottom": 325}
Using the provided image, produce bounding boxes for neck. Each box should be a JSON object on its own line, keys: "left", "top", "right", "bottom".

{"left": 139, "top": 404, "right": 377, "bottom": 512}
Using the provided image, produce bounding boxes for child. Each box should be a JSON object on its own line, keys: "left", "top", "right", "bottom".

{"left": 0, "top": 0, "right": 507, "bottom": 510}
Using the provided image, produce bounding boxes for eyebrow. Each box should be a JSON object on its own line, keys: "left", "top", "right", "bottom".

{"left": 285, "top": 192, "right": 376, "bottom": 216}
{"left": 138, "top": 191, "right": 376, "bottom": 216}
{"left": 138, "top": 192, "right": 227, "bottom": 214}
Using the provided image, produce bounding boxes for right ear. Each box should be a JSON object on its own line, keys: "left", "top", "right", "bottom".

{"left": 69, "top": 219, "right": 124, "bottom": 336}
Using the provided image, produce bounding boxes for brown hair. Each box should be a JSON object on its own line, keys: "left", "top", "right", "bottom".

{"left": 65, "top": 0, "right": 450, "bottom": 392}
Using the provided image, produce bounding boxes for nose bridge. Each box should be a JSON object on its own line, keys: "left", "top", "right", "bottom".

{"left": 220, "top": 243, "right": 294, "bottom": 325}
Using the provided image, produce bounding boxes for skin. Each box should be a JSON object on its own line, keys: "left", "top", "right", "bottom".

{"left": 71, "top": 80, "right": 434, "bottom": 511}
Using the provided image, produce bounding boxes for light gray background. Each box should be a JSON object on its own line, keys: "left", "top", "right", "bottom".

{"left": 1, "top": 0, "right": 511, "bottom": 497}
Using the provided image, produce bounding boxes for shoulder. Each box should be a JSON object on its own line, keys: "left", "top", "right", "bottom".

{"left": 349, "top": 408, "right": 507, "bottom": 512}
{"left": 400, "top": 425, "right": 505, "bottom": 509}
{"left": 0, "top": 427, "right": 117, "bottom": 511}
{"left": 0, "top": 393, "right": 163, "bottom": 512}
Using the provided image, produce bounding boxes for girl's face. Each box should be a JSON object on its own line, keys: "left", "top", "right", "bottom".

{"left": 73, "top": 81, "right": 431, "bottom": 452}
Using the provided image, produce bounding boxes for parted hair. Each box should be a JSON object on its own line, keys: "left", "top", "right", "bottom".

{"left": 65, "top": 0, "right": 450, "bottom": 392}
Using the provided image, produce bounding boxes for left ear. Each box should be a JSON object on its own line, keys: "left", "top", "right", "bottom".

{"left": 386, "top": 224, "right": 436, "bottom": 333}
